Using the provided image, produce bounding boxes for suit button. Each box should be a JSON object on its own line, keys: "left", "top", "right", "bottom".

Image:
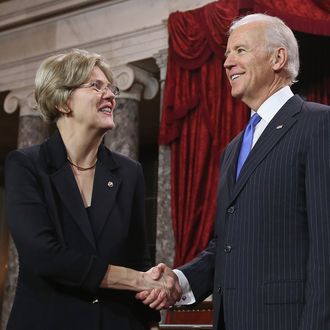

{"left": 224, "top": 245, "right": 232, "bottom": 253}
{"left": 227, "top": 206, "right": 235, "bottom": 214}
{"left": 92, "top": 298, "right": 99, "bottom": 304}
{"left": 218, "top": 287, "right": 223, "bottom": 295}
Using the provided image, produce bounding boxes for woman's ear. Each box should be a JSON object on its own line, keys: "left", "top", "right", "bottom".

{"left": 56, "top": 104, "right": 71, "bottom": 115}
{"left": 271, "top": 47, "right": 287, "bottom": 72}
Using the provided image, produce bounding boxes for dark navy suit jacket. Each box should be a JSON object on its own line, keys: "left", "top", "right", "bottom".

{"left": 180, "top": 95, "right": 330, "bottom": 330}
{"left": 5, "top": 130, "right": 159, "bottom": 330}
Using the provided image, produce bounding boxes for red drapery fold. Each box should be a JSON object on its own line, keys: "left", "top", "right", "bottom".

{"left": 253, "top": 0, "right": 330, "bottom": 36}
{"left": 160, "top": 0, "right": 330, "bottom": 268}
{"left": 304, "top": 34, "right": 330, "bottom": 104}
{"left": 307, "top": 76, "right": 330, "bottom": 105}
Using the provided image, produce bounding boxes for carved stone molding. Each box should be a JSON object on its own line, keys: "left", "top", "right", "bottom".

{"left": 112, "top": 65, "right": 159, "bottom": 101}
{"left": 154, "top": 49, "right": 168, "bottom": 116}
{"left": 154, "top": 49, "right": 168, "bottom": 82}
{"left": 3, "top": 86, "right": 39, "bottom": 117}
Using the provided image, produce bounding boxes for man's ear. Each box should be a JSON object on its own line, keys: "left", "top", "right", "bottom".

{"left": 271, "top": 47, "right": 287, "bottom": 72}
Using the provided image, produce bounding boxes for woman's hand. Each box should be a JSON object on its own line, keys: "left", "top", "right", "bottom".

{"left": 136, "top": 263, "right": 182, "bottom": 310}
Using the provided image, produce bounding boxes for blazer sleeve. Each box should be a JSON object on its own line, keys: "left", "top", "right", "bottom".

{"left": 5, "top": 149, "right": 108, "bottom": 294}
{"left": 299, "top": 108, "right": 330, "bottom": 329}
{"left": 178, "top": 237, "right": 216, "bottom": 303}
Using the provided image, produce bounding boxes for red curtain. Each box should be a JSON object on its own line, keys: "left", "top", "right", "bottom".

{"left": 160, "top": 0, "right": 330, "bottom": 268}
{"left": 160, "top": 1, "right": 249, "bottom": 267}
{"left": 307, "top": 76, "right": 330, "bottom": 105}
{"left": 253, "top": 0, "right": 330, "bottom": 36}
{"left": 301, "top": 32, "right": 330, "bottom": 105}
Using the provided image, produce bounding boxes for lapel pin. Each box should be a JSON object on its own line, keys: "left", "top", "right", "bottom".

{"left": 276, "top": 125, "right": 283, "bottom": 129}
{"left": 107, "top": 181, "right": 114, "bottom": 188}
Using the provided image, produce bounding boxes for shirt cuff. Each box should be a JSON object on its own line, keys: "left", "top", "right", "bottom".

{"left": 173, "top": 269, "right": 196, "bottom": 305}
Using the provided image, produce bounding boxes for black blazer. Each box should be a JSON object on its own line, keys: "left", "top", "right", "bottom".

{"left": 5, "top": 130, "right": 159, "bottom": 330}
{"left": 180, "top": 95, "right": 330, "bottom": 330}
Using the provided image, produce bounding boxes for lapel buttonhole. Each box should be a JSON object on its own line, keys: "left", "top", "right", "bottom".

{"left": 276, "top": 125, "right": 283, "bottom": 129}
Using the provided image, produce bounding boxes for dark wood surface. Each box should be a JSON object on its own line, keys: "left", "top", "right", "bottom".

{"left": 161, "top": 301, "right": 213, "bottom": 329}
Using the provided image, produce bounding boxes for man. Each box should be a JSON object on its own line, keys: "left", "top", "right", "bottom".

{"left": 137, "top": 13, "right": 330, "bottom": 330}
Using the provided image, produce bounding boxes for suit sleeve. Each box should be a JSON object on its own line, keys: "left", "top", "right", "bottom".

{"left": 299, "top": 108, "right": 330, "bottom": 329}
{"left": 5, "top": 150, "right": 108, "bottom": 294}
{"left": 178, "top": 237, "right": 216, "bottom": 303}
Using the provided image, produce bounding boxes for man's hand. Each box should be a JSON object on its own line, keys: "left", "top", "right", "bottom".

{"left": 136, "top": 263, "right": 182, "bottom": 310}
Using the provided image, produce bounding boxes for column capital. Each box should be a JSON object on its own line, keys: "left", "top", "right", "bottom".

{"left": 153, "top": 49, "right": 168, "bottom": 68}
{"left": 112, "top": 64, "right": 159, "bottom": 101}
{"left": 153, "top": 49, "right": 168, "bottom": 82}
{"left": 4, "top": 86, "right": 39, "bottom": 117}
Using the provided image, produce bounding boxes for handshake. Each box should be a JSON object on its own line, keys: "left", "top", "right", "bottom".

{"left": 136, "top": 263, "right": 182, "bottom": 310}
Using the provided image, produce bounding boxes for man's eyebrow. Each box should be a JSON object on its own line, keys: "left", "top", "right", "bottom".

{"left": 224, "top": 44, "right": 247, "bottom": 57}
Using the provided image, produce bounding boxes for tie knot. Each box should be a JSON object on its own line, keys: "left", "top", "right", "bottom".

{"left": 248, "top": 113, "right": 262, "bottom": 128}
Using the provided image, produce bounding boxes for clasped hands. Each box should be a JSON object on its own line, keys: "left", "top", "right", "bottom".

{"left": 137, "top": 263, "right": 182, "bottom": 310}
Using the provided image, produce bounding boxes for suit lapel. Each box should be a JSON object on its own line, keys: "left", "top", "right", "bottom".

{"left": 44, "top": 131, "right": 96, "bottom": 249}
{"left": 222, "top": 132, "right": 243, "bottom": 195}
{"left": 230, "top": 95, "right": 303, "bottom": 203}
{"left": 89, "top": 145, "right": 121, "bottom": 239}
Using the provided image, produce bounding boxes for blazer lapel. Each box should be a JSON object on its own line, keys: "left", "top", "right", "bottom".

{"left": 44, "top": 131, "right": 96, "bottom": 249}
{"left": 230, "top": 95, "right": 303, "bottom": 203}
{"left": 51, "top": 166, "right": 96, "bottom": 249}
{"left": 222, "top": 132, "right": 243, "bottom": 195}
{"left": 89, "top": 146, "right": 121, "bottom": 239}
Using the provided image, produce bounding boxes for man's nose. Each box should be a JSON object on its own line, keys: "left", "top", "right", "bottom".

{"left": 223, "top": 55, "right": 234, "bottom": 69}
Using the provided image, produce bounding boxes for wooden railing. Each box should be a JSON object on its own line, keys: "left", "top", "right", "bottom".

{"left": 160, "top": 325, "right": 212, "bottom": 329}
{"left": 160, "top": 301, "right": 213, "bottom": 330}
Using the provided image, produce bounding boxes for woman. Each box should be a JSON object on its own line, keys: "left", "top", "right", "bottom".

{"left": 5, "top": 49, "right": 167, "bottom": 329}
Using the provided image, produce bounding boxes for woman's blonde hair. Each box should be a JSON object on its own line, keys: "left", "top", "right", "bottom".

{"left": 35, "top": 49, "right": 114, "bottom": 122}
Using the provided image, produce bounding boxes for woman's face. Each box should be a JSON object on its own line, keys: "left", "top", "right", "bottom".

{"left": 66, "top": 66, "right": 117, "bottom": 133}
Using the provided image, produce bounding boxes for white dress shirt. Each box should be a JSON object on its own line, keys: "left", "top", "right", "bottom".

{"left": 174, "top": 86, "right": 294, "bottom": 305}
{"left": 251, "top": 86, "right": 294, "bottom": 147}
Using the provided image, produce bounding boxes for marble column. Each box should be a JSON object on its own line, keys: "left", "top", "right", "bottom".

{"left": 154, "top": 49, "right": 175, "bottom": 324}
{"left": 104, "top": 65, "right": 159, "bottom": 160}
{"left": 153, "top": 50, "right": 175, "bottom": 267}
{"left": 1, "top": 87, "right": 49, "bottom": 330}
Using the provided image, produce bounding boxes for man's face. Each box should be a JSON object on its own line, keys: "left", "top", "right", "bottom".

{"left": 224, "top": 22, "right": 275, "bottom": 109}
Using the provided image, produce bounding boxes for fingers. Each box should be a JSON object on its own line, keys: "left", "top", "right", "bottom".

{"left": 159, "top": 265, "right": 182, "bottom": 303}
{"left": 135, "top": 290, "right": 149, "bottom": 300}
{"left": 148, "top": 290, "right": 167, "bottom": 310}
{"left": 146, "top": 263, "right": 167, "bottom": 280}
{"left": 136, "top": 289, "right": 168, "bottom": 310}
{"left": 136, "top": 263, "right": 183, "bottom": 310}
